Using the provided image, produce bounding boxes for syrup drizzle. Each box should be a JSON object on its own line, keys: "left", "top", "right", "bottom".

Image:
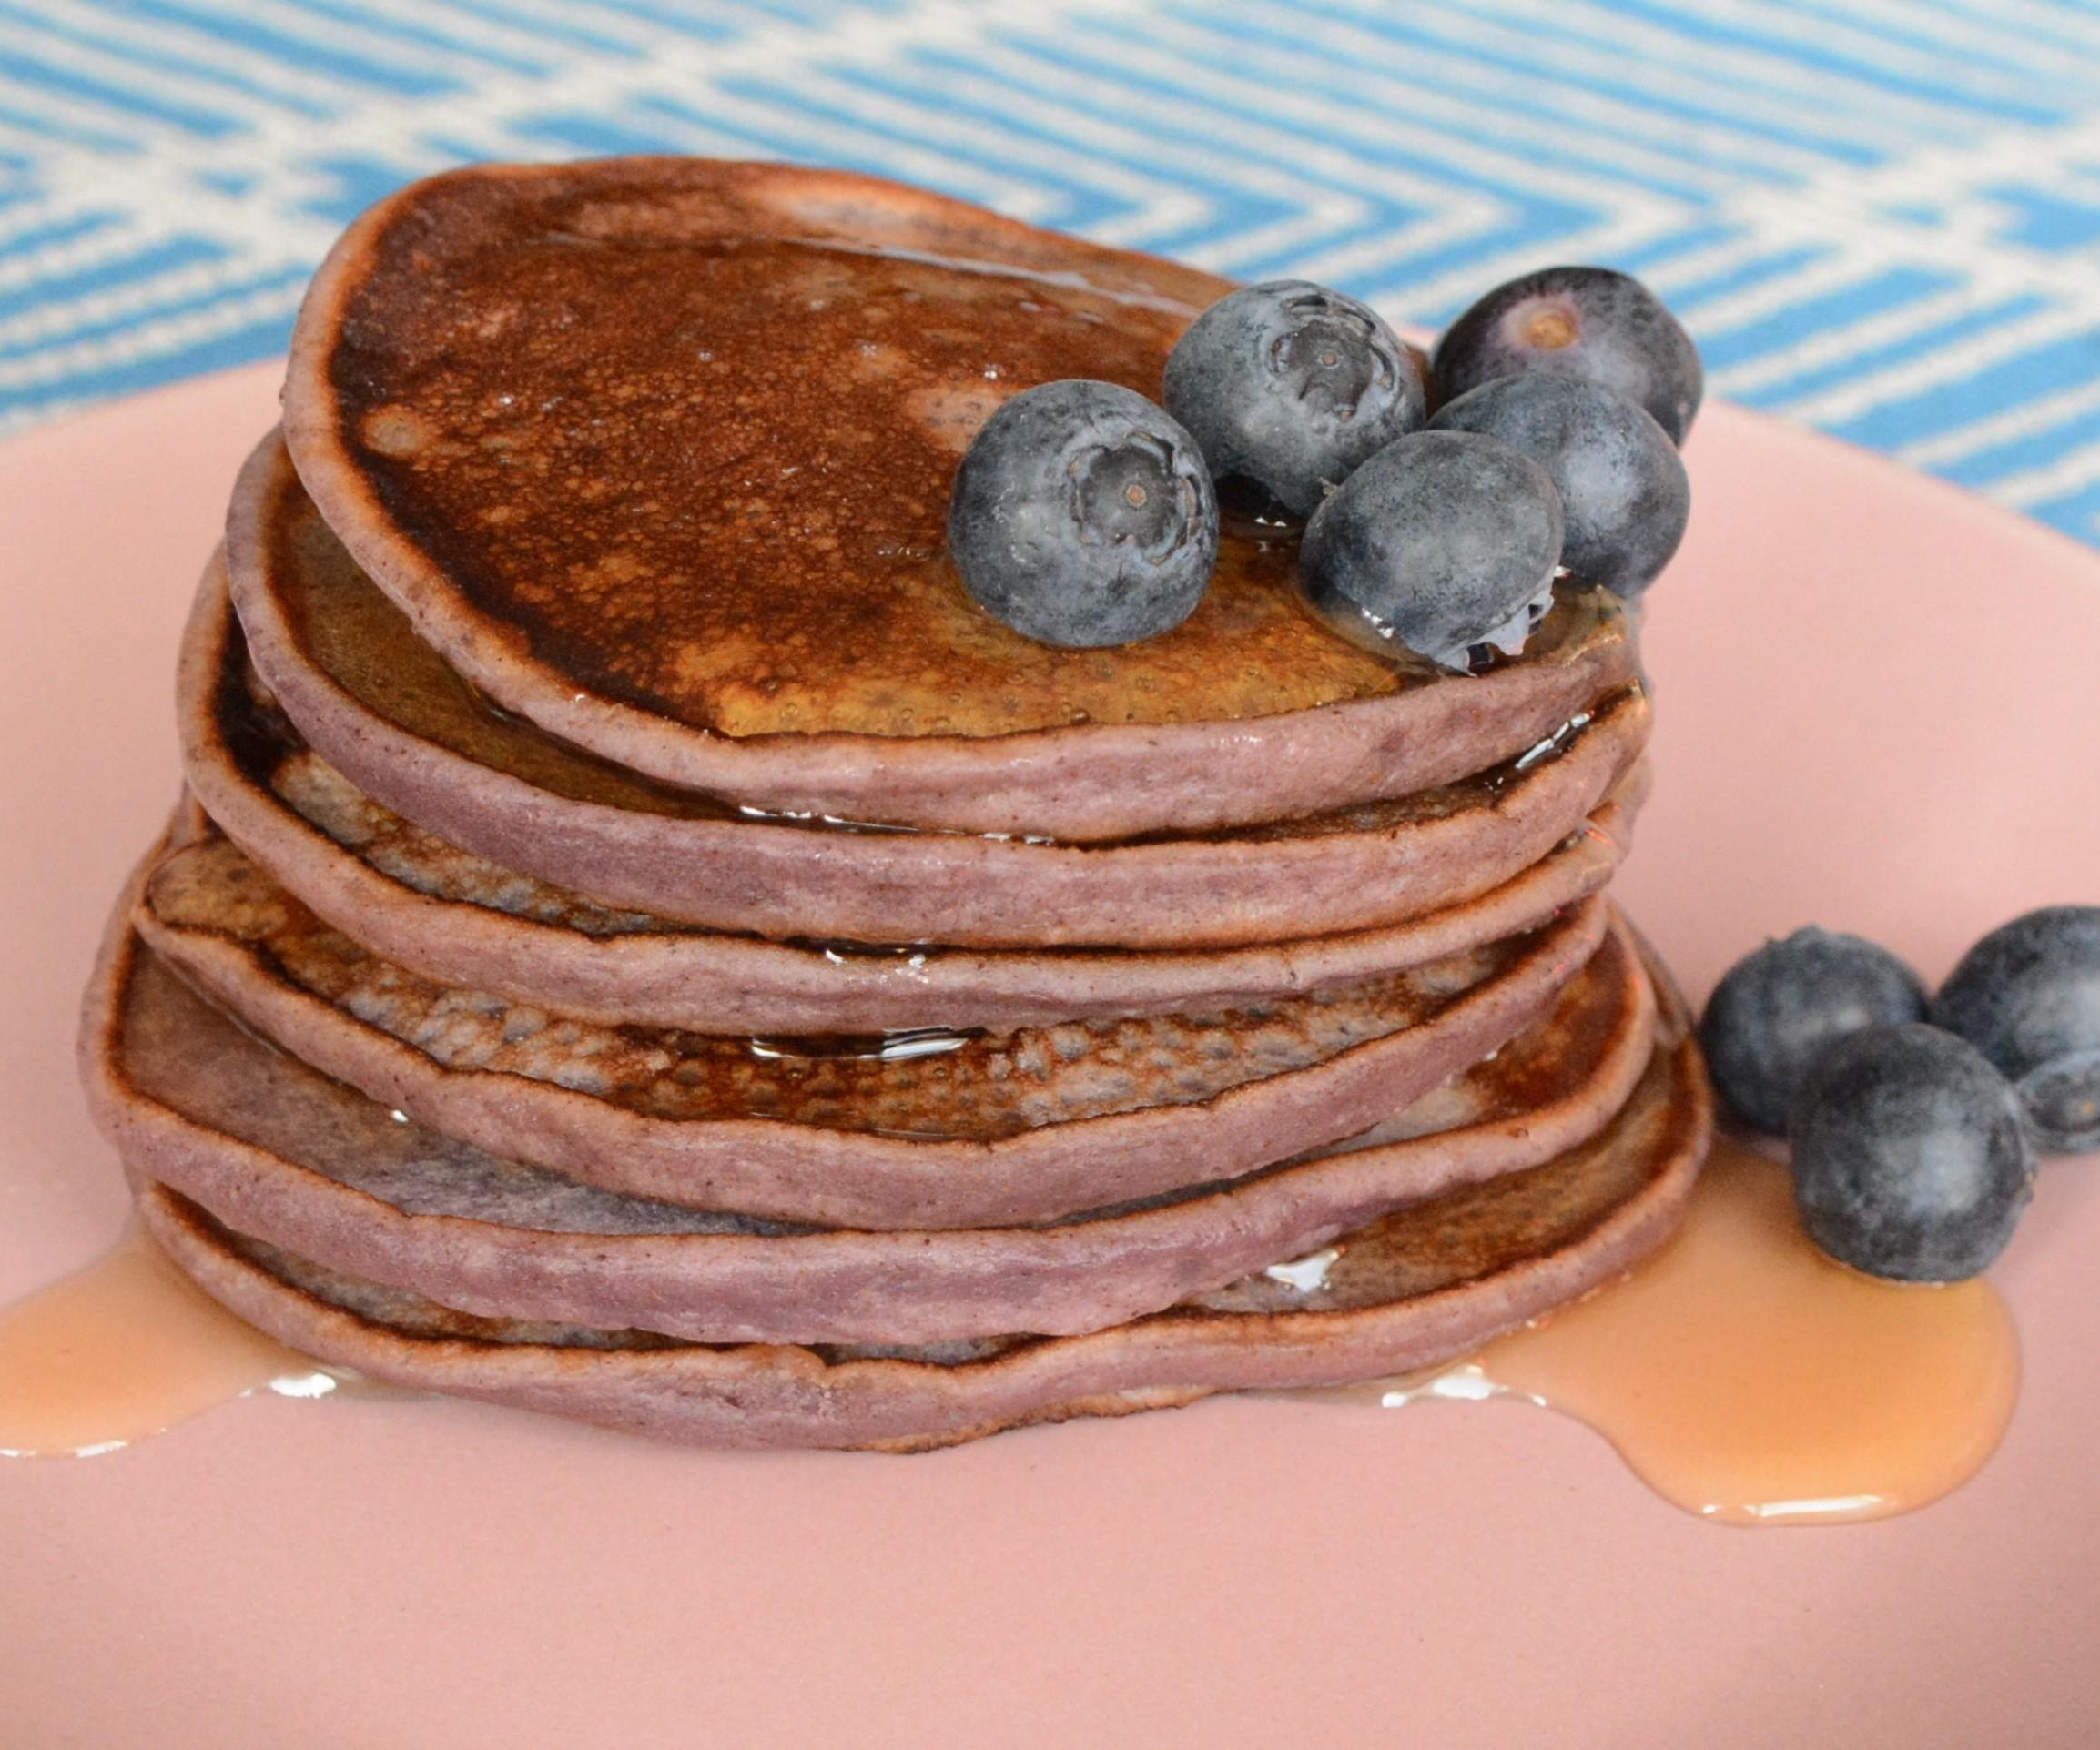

{"left": 1297, "top": 1143, "right": 2019, "bottom": 1524}
{"left": 745, "top": 1027, "right": 983, "bottom": 1063}
{"left": 0, "top": 1148, "right": 2019, "bottom": 1515}
{"left": 0, "top": 1219, "right": 341, "bottom": 1458}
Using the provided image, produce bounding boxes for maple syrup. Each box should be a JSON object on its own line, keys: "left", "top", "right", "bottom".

{"left": 0, "top": 1219, "right": 340, "bottom": 1458}
{"left": 1, "top": 1148, "right": 2019, "bottom": 1514}
{"left": 746, "top": 1027, "right": 983, "bottom": 1062}
{"left": 1298, "top": 1142, "right": 2019, "bottom": 1523}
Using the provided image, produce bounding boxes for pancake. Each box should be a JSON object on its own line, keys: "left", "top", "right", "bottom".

{"left": 181, "top": 599, "right": 1644, "bottom": 1033}
{"left": 201, "top": 541, "right": 1650, "bottom": 950}
{"left": 124, "top": 814, "right": 1614, "bottom": 1239}
{"left": 96, "top": 915, "right": 1653, "bottom": 1345}
{"left": 77, "top": 150, "right": 1717, "bottom": 1460}
{"left": 131, "top": 1008, "right": 1707, "bottom": 1451}
{"left": 277, "top": 158, "right": 1639, "bottom": 840}
{"left": 136, "top": 812, "right": 1615, "bottom": 1229}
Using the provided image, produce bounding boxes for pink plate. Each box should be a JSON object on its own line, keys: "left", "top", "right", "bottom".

{"left": 3, "top": 366, "right": 2098, "bottom": 1747}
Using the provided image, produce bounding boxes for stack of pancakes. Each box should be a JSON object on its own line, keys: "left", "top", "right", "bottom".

{"left": 81, "top": 160, "right": 1711, "bottom": 1451}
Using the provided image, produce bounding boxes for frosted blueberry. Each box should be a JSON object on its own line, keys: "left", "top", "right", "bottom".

{"left": 1791, "top": 1025, "right": 2033, "bottom": 1282}
{"left": 948, "top": 379, "right": 1217, "bottom": 648}
{"left": 1430, "top": 373, "right": 1689, "bottom": 600}
{"left": 1434, "top": 266, "right": 1702, "bottom": 445}
{"left": 1934, "top": 906, "right": 2100, "bottom": 1154}
{"left": 1163, "top": 280, "right": 1425, "bottom": 521}
{"left": 1298, "top": 430, "right": 1564, "bottom": 671}
{"left": 1699, "top": 927, "right": 1929, "bottom": 1134}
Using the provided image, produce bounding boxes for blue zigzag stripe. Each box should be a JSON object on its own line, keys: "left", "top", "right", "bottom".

{"left": 7, "top": 0, "right": 2100, "bottom": 547}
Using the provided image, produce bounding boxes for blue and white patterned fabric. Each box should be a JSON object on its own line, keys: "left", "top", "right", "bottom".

{"left": 10, "top": 0, "right": 2100, "bottom": 542}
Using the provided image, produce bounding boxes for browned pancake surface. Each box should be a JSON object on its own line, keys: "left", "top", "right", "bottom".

{"left": 303, "top": 158, "right": 1404, "bottom": 737}
{"left": 275, "top": 164, "right": 1643, "bottom": 846}
{"left": 263, "top": 480, "right": 1624, "bottom": 826}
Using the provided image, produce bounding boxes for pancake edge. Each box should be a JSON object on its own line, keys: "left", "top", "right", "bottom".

{"left": 276, "top": 160, "right": 1638, "bottom": 840}
{"left": 204, "top": 548, "right": 1653, "bottom": 948}
{"left": 93, "top": 870, "right": 1659, "bottom": 1342}
{"left": 179, "top": 624, "right": 1645, "bottom": 1028}
{"left": 132, "top": 1016, "right": 1709, "bottom": 1452}
{"left": 136, "top": 826, "right": 1618, "bottom": 1230}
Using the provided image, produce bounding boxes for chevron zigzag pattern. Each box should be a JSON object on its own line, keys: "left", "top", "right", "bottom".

{"left": 8, "top": 0, "right": 2100, "bottom": 545}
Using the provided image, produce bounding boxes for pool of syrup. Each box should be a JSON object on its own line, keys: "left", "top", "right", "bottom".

{"left": 0, "top": 1142, "right": 2019, "bottom": 1521}
{"left": 0, "top": 1219, "right": 341, "bottom": 1458}
{"left": 1291, "top": 1141, "right": 2018, "bottom": 1523}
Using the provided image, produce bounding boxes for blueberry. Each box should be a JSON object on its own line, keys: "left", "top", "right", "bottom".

{"left": 1933, "top": 906, "right": 2100, "bottom": 1154}
{"left": 948, "top": 379, "right": 1218, "bottom": 647}
{"left": 1299, "top": 430, "right": 1562, "bottom": 671}
{"left": 1791, "top": 1024, "right": 2033, "bottom": 1282}
{"left": 1163, "top": 280, "right": 1425, "bottom": 520}
{"left": 1699, "top": 927, "right": 1929, "bottom": 1133}
{"left": 1429, "top": 375, "right": 1689, "bottom": 600}
{"left": 1433, "top": 266, "right": 1702, "bottom": 445}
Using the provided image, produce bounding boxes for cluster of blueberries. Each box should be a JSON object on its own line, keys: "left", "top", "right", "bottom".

{"left": 1701, "top": 907, "right": 2100, "bottom": 1283}
{"left": 949, "top": 267, "right": 2096, "bottom": 1298}
{"left": 948, "top": 267, "right": 1700, "bottom": 659}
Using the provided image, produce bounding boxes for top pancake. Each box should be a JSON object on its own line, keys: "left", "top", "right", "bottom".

{"left": 282, "top": 158, "right": 1635, "bottom": 837}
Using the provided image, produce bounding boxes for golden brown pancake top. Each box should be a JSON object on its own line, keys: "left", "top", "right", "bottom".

{"left": 309, "top": 161, "right": 1411, "bottom": 737}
